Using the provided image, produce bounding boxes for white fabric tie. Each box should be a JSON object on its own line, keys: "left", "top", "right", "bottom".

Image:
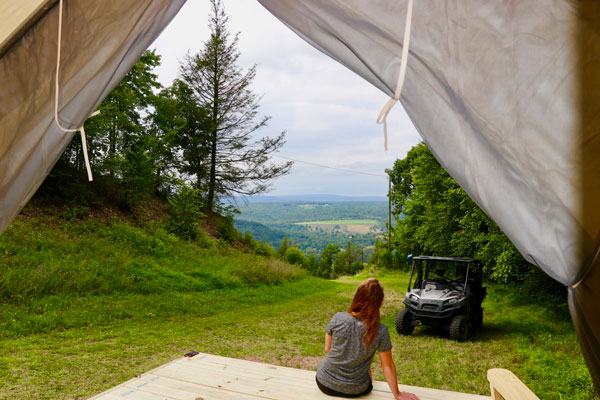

{"left": 376, "top": 0, "right": 414, "bottom": 151}
{"left": 54, "top": 0, "right": 98, "bottom": 181}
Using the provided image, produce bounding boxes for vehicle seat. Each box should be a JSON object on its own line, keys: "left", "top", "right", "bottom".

{"left": 422, "top": 279, "right": 445, "bottom": 290}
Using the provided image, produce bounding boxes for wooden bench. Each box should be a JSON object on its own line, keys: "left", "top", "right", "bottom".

{"left": 487, "top": 368, "right": 540, "bottom": 400}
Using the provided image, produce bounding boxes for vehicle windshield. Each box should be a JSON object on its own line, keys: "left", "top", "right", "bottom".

{"left": 411, "top": 259, "right": 470, "bottom": 291}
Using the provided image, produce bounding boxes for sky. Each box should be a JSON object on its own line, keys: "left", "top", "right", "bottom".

{"left": 151, "top": 0, "right": 421, "bottom": 197}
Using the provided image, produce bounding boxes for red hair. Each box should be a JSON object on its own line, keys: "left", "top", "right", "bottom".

{"left": 348, "top": 278, "right": 384, "bottom": 347}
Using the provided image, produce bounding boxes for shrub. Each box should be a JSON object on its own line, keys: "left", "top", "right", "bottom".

{"left": 285, "top": 247, "right": 306, "bottom": 266}
{"left": 240, "top": 232, "right": 257, "bottom": 250}
{"left": 194, "top": 229, "right": 214, "bottom": 249}
{"left": 167, "top": 184, "right": 205, "bottom": 240}
{"left": 255, "top": 241, "right": 276, "bottom": 257}
{"left": 216, "top": 216, "right": 239, "bottom": 243}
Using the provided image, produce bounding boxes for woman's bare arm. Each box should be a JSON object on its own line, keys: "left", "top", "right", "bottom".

{"left": 324, "top": 333, "right": 332, "bottom": 352}
{"left": 378, "top": 351, "right": 419, "bottom": 400}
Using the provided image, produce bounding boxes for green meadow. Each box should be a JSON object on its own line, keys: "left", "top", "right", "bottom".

{"left": 0, "top": 214, "right": 595, "bottom": 399}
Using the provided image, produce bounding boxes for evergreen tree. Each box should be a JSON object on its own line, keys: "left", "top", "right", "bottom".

{"left": 277, "top": 236, "right": 290, "bottom": 258}
{"left": 319, "top": 243, "right": 339, "bottom": 278}
{"left": 177, "top": 0, "right": 292, "bottom": 213}
{"left": 334, "top": 238, "right": 362, "bottom": 276}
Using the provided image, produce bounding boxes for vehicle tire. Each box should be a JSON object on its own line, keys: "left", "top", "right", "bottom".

{"left": 449, "top": 314, "right": 470, "bottom": 341}
{"left": 472, "top": 307, "right": 484, "bottom": 330}
{"left": 395, "top": 308, "right": 415, "bottom": 335}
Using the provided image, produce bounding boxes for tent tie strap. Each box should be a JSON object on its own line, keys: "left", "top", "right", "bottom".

{"left": 376, "top": 0, "right": 414, "bottom": 151}
{"left": 53, "top": 0, "right": 97, "bottom": 182}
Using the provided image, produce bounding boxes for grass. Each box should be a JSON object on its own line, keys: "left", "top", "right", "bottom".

{"left": 0, "top": 212, "right": 596, "bottom": 399}
{"left": 295, "top": 219, "right": 379, "bottom": 225}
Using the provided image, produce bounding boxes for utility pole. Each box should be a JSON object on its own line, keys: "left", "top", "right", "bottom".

{"left": 385, "top": 168, "right": 392, "bottom": 252}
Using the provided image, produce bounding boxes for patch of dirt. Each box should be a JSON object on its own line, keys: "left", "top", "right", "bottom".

{"left": 244, "top": 355, "right": 322, "bottom": 371}
{"left": 280, "top": 355, "right": 322, "bottom": 370}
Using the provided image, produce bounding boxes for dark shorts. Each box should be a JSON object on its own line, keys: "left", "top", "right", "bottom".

{"left": 315, "top": 376, "right": 373, "bottom": 398}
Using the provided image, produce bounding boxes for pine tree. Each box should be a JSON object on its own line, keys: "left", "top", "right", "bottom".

{"left": 177, "top": 0, "right": 292, "bottom": 212}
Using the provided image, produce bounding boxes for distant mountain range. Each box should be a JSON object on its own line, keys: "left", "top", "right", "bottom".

{"left": 231, "top": 194, "right": 387, "bottom": 203}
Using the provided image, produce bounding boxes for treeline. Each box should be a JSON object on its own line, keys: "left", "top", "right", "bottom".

{"left": 45, "top": 0, "right": 290, "bottom": 219}
{"left": 236, "top": 201, "right": 388, "bottom": 224}
{"left": 375, "top": 142, "right": 564, "bottom": 296}
{"left": 270, "top": 237, "right": 364, "bottom": 279}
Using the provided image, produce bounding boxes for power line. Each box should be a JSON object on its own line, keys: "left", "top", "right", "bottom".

{"left": 273, "top": 154, "right": 387, "bottom": 178}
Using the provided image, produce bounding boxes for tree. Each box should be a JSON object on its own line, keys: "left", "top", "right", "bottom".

{"left": 305, "top": 253, "right": 319, "bottom": 275}
{"left": 277, "top": 236, "right": 290, "bottom": 258}
{"left": 318, "top": 243, "right": 340, "bottom": 278}
{"left": 388, "top": 142, "right": 561, "bottom": 289}
{"left": 48, "top": 50, "right": 171, "bottom": 207}
{"left": 334, "top": 238, "right": 362, "bottom": 276}
{"left": 177, "top": 0, "right": 292, "bottom": 213}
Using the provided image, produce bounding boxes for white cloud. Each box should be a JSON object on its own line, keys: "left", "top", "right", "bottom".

{"left": 151, "top": 0, "right": 421, "bottom": 196}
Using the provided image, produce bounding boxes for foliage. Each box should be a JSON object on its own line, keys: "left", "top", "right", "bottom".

{"left": 240, "top": 231, "right": 257, "bottom": 250}
{"left": 176, "top": 0, "right": 292, "bottom": 212}
{"left": 216, "top": 215, "right": 239, "bottom": 243}
{"left": 369, "top": 239, "right": 407, "bottom": 271}
{"left": 318, "top": 243, "right": 340, "bottom": 279}
{"left": 50, "top": 51, "right": 170, "bottom": 208}
{"left": 167, "top": 183, "right": 205, "bottom": 240}
{"left": 305, "top": 253, "right": 319, "bottom": 275}
{"left": 388, "top": 142, "right": 564, "bottom": 295}
{"left": 284, "top": 247, "right": 306, "bottom": 266}
{"left": 254, "top": 241, "right": 276, "bottom": 257}
{"left": 277, "top": 236, "right": 290, "bottom": 258}
{"left": 333, "top": 238, "right": 363, "bottom": 276}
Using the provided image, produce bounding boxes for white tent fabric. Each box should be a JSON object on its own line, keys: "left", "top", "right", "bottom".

{"left": 0, "top": 0, "right": 185, "bottom": 234}
{"left": 257, "top": 0, "right": 600, "bottom": 389}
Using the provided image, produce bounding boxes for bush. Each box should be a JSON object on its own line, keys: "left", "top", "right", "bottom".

{"left": 241, "top": 232, "right": 257, "bottom": 250}
{"left": 216, "top": 216, "right": 239, "bottom": 243}
{"left": 284, "top": 247, "right": 306, "bottom": 266}
{"left": 254, "top": 241, "right": 276, "bottom": 257}
{"left": 167, "top": 184, "right": 205, "bottom": 240}
{"left": 194, "top": 229, "right": 214, "bottom": 249}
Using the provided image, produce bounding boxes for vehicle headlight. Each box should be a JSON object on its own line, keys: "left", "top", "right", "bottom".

{"left": 446, "top": 297, "right": 458, "bottom": 304}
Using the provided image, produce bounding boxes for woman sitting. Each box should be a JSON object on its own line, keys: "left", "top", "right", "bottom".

{"left": 316, "top": 278, "right": 419, "bottom": 400}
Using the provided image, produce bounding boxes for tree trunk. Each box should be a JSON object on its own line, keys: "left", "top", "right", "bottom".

{"left": 206, "top": 52, "right": 219, "bottom": 213}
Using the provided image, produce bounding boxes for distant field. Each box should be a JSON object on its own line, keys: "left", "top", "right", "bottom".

{"left": 297, "top": 204, "right": 331, "bottom": 209}
{"left": 295, "top": 219, "right": 380, "bottom": 225}
{"left": 235, "top": 201, "right": 389, "bottom": 252}
{"left": 295, "top": 219, "right": 382, "bottom": 235}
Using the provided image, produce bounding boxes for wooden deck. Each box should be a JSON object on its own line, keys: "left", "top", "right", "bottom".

{"left": 90, "top": 352, "right": 491, "bottom": 400}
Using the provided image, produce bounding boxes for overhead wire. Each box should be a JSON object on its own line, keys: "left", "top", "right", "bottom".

{"left": 272, "top": 154, "right": 387, "bottom": 178}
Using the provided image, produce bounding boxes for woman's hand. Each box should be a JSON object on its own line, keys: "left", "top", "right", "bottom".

{"left": 394, "top": 392, "right": 419, "bottom": 400}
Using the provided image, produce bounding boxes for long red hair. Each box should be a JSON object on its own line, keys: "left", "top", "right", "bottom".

{"left": 348, "top": 278, "right": 384, "bottom": 347}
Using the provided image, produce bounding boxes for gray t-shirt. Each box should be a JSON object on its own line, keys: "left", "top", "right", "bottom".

{"left": 316, "top": 312, "right": 392, "bottom": 394}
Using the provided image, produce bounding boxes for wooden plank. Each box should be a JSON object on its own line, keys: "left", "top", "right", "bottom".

{"left": 90, "top": 352, "right": 492, "bottom": 400}
{"left": 372, "top": 381, "right": 490, "bottom": 400}
{"left": 184, "top": 354, "right": 490, "bottom": 400}
{"left": 124, "top": 374, "right": 268, "bottom": 400}
{"left": 487, "top": 369, "right": 539, "bottom": 400}
{"left": 154, "top": 361, "right": 393, "bottom": 400}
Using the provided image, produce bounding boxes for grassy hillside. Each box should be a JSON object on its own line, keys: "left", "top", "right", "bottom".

{"left": 0, "top": 205, "right": 596, "bottom": 399}
{"left": 0, "top": 206, "right": 304, "bottom": 339}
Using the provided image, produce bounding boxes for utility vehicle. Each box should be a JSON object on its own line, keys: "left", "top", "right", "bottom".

{"left": 395, "top": 255, "right": 486, "bottom": 341}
